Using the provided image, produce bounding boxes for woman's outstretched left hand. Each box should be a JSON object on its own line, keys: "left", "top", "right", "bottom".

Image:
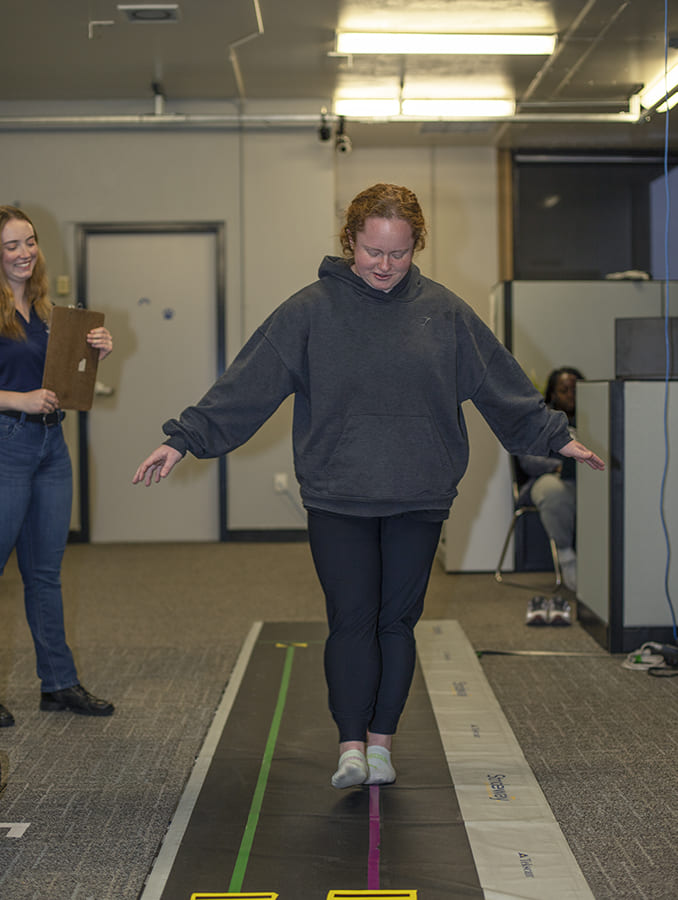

{"left": 559, "top": 439, "right": 605, "bottom": 470}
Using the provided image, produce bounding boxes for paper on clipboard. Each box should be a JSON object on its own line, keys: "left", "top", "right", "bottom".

{"left": 42, "top": 306, "right": 105, "bottom": 410}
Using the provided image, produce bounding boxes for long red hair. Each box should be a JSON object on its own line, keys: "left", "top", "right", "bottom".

{"left": 0, "top": 206, "right": 51, "bottom": 340}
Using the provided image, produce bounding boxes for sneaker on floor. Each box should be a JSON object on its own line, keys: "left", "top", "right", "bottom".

{"left": 548, "top": 595, "right": 572, "bottom": 626}
{"left": 526, "top": 595, "right": 549, "bottom": 626}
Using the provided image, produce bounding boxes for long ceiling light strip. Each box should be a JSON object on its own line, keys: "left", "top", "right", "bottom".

{"left": 334, "top": 99, "right": 401, "bottom": 117}
{"left": 402, "top": 98, "right": 516, "bottom": 117}
{"left": 657, "top": 94, "right": 678, "bottom": 112}
{"left": 334, "top": 98, "right": 516, "bottom": 118}
{"left": 639, "top": 61, "right": 678, "bottom": 110}
{"left": 335, "top": 32, "right": 557, "bottom": 56}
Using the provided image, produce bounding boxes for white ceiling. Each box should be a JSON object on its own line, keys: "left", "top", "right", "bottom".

{"left": 3, "top": 0, "right": 678, "bottom": 150}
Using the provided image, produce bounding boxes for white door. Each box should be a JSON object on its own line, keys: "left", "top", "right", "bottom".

{"left": 83, "top": 227, "right": 222, "bottom": 542}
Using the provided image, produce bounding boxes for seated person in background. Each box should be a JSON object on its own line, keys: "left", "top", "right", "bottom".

{"left": 517, "top": 367, "right": 583, "bottom": 592}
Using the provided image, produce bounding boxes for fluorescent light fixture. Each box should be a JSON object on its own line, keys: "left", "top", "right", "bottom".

{"left": 402, "top": 98, "right": 515, "bottom": 118}
{"left": 336, "top": 32, "right": 556, "bottom": 56}
{"left": 658, "top": 92, "right": 678, "bottom": 113}
{"left": 334, "top": 98, "right": 401, "bottom": 117}
{"left": 333, "top": 97, "right": 516, "bottom": 118}
{"left": 639, "top": 62, "right": 678, "bottom": 110}
{"left": 402, "top": 77, "right": 511, "bottom": 100}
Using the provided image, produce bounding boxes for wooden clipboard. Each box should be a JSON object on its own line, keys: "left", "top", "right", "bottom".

{"left": 42, "top": 306, "right": 105, "bottom": 410}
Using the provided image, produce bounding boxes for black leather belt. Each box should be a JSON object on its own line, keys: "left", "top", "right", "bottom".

{"left": 1, "top": 410, "right": 64, "bottom": 426}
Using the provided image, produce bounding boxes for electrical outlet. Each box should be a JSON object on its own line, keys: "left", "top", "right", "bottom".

{"left": 273, "top": 472, "right": 288, "bottom": 493}
{"left": 56, "top": 275, "right": 71, "bottom": 296}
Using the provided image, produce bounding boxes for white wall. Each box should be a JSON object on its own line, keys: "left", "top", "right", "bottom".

{"left": 427, "top": 149, "right": 512, "bottom": 570}
{"left": 227, "top": 127, "right": 335, "bottom": 529}
{"left": 0, "top": 119, "right": 503, "bottom": 552}
{"left": 1, "top": 125, "right": 241, "bottom": 532}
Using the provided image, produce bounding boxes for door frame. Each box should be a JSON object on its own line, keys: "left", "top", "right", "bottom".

{"left": 73, "top": 221, "right": 227, "bottom": 542}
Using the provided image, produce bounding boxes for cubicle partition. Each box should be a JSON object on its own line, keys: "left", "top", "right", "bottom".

{"left": 492, "top": 280, "right": 667, "bottom": 386}
{"left": 577, "top": 380, "right": 678, "bottom": 652}
{"left": 488, "top": 283, "right": 675, "bottom": 650}
{"left": 438, "top": 280, "right": 673, "bottom": 576}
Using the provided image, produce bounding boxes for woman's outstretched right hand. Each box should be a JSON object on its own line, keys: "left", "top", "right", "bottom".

{"left": 132, "top": 445, "right": 183, "bottom": 486}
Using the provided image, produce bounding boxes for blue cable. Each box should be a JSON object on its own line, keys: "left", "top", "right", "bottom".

{"left": 659, "top": 0, "right": 676, "bottom": 640}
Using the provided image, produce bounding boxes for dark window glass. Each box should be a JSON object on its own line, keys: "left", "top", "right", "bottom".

{"left": 513, "top": 155, "right": 675, "bottom": 280}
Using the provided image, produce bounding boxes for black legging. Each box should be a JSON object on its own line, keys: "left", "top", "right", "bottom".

{"left": 307, "top": 509, "right": 443, "bottom": 743}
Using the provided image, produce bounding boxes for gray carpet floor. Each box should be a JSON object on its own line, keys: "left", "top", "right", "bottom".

{"left": 1, "top": 542, "right": 677, "bottom": 899}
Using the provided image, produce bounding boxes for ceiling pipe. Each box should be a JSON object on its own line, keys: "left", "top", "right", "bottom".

{"left": 0, "top": 110, "right": 644, "bottom": 131}
{"left": 548, "top": 1, "right": 632, "bottom": 97}
{"left": 228, "top": 0, "right": 264, "bottom": 103}
{"left": 516, "top": 0, "right": 600, "bottom": 104}
{"left": 88, "top": 19, "right": 115, "bottom": 39}
{"left": 494, "top": 0, "right": 612, "bottom": 144}
{"left": 151, "top": 82, "right": 166, "bottom": 116}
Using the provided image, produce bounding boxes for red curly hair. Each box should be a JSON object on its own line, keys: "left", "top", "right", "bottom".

{"left": 340, "top": 183, "right": 427, "bottom": 258}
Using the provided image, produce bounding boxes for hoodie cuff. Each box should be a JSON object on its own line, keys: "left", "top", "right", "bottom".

{"left": 163, "top": 436, "right": 187, "bottom": 456}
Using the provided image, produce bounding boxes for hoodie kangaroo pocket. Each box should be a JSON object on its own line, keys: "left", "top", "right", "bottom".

{"left": 326, "top": 414, "right": 453, "bottom": 500}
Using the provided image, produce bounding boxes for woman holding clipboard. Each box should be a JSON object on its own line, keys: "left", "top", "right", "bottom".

{"left": 0, "top": 205, "right": 114, "bottom": 727}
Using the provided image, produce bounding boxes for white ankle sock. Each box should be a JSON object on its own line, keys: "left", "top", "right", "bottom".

{"left": 331, "top": 749, "right": 368, "bottom": 789}
{"left": 365, "top": 747, "right": 396, "bottom": 785}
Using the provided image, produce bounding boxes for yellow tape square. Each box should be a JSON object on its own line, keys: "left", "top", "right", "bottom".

{"left": 189, "top": 893, "right": 278, "bottom": 899}
{"left": 326, "top": 892, "right": 417, "bottom": 899}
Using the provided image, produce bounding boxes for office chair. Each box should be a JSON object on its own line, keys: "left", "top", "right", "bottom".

{"left": 495, "top": 456, "right": 562, "bottom": 588}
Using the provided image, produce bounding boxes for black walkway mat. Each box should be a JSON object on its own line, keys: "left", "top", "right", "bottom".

{"left": 154, "top": 622, "right": 482, "bottom": 900}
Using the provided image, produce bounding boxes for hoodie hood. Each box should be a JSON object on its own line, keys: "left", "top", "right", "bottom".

{"left": 318, "top": 255, "right": 423, "bottom": 303}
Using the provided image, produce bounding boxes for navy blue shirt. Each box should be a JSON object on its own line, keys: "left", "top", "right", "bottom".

{"left": 0, "top": 308, "right": 49, "bottom": 393}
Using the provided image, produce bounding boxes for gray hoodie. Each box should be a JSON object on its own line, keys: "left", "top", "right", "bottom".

{"left": 163, "top": 257, "right": 571, "bottom": 517}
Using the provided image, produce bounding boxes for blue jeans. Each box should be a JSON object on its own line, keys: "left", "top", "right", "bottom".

{"left": 0, "top": 413, "right": 79, "bottom": 692}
